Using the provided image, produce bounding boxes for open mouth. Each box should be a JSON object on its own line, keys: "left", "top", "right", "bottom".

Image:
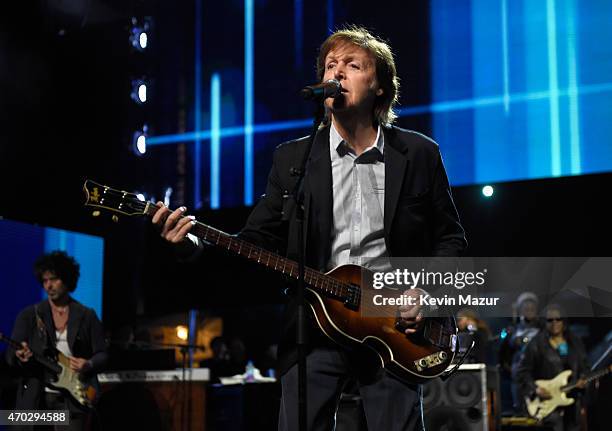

{"left": 334, "top": 88, "right": 348, "bottom": 99}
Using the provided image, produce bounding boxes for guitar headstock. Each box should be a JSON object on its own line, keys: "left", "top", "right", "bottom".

{"left": 83, "top": 180, "right": 148, "bottom": 217}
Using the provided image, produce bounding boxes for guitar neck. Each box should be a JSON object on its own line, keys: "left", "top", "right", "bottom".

{"left": 143, "top": 203, "right": 356, "bottom": 303}
{"left": 0, "top": 334, "right": 62, "bottom": 374}
{"left": 562, "top": 365, "right": 612, "bottom": 392}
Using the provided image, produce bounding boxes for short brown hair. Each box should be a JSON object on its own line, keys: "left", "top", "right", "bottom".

{"left": 316, "top": 25, "right": 400, "bottom": 125}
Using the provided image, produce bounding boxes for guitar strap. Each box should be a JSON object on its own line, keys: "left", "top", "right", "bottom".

{"left": 34, "top": 304, "right": 54, "bottom": 353}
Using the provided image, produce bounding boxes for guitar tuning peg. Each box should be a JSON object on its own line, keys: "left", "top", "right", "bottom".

{"left": 112, "top": 215, "right": 119, "bottom": 223}
{"left": 92, "top": 211, "right": 100, "bottom": 217}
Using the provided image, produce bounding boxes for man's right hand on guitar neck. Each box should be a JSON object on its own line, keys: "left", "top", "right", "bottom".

{"left": 15, "top": 341, "right": 33, "bottom": 363}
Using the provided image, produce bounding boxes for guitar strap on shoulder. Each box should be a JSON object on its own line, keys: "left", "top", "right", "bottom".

{"left": 34, "top": 304, "right": 52, "bottom": 350}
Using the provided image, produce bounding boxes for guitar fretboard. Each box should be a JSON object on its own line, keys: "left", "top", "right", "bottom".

{"left": 142, "top": 203, "right": 360, "bottom": 305}
{"left": 562, "top": 365, "right": 612, "bottom": 392}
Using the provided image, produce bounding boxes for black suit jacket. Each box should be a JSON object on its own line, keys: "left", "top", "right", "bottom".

{"left": 238, "top": 124, "right": 467, "bottom": 374}
{"left": 5, "top": 299, "right": 107, "bottom": 410}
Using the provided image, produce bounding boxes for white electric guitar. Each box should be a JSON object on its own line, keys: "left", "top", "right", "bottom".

{"left": 1, "top": 332, "right": 99, "bottom": 409}
{"left": 526, "top": 364, "right": 611, "bottom": 420}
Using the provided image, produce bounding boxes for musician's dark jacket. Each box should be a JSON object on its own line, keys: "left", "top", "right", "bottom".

{"left": 237, "top": 124, "right": 467, "bottom": 376}
{"left": 5, "top": 299, "right": 107, "bottom": 410}
{"left": 515, "top": 330, "right": 589, "bottom": 400}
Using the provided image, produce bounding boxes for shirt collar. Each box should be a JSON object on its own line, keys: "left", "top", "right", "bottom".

{"left": 329, "top": 122, "right": 384, "bottom": 161}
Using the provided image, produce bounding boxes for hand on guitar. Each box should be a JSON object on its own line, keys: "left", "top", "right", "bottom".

{"left": 398, "top": 288, "right": 426, "bottom": 335}
{"left": 69, "top": 357, "right": 92, "bottom": 373}
{"left": 152, "top": 203, "right": 198, "bottom": 255}
{"left": 536, "top": 386, "right": 552, "bottom": 400}
{"left": 15, "top": 342, "right": 33, "bottom": 363}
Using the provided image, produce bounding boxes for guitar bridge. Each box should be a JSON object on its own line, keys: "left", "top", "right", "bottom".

{"left": 414, "top": 351, "right": 449, "bottom": 371}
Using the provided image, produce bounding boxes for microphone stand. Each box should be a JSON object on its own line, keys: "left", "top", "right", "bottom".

{"left": 290, "top": 101, "right": 325, "bottom": 431}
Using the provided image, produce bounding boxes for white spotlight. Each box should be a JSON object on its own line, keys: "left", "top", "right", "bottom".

{"left": 139, "top": 32, "right": 148, "bottom": 49}
{"left": 131, "top": 79, "right": 148, "bottom": 104}
{"left": 138, "top": 84, "right": 147, "bottom": 102}
{"left": 132, "top": 125, "right": 148, "bottom": 156}
{"left": 136, "top": 135, "right": 146, "bottom": 154}
{"left": 129, "top": 17, "right": 151, "bottom": 52}
{"left": 482, "top": 185, "right": 494, "bottom": 198}
{"left": 136, "top": 193, "right": 146, "bottom": 202}
{"left": 163, "top": 187, "right": 173, "bottom": 206}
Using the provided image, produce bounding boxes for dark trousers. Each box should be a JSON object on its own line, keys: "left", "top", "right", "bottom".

{"left": 542, "top": 408, "right": 581, "bottom": 431}
{"left": 13, "top": 393, "right": 87, "bottom": 431}
{"left": 43, "top": 392, "right": 86, "bottom": 431}
{"left": 278, "top": 342, "right": 424, "bottom": 431}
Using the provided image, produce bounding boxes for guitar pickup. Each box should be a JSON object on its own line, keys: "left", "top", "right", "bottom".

{"left": 414, "top": 351, "right": 449, "bottom": 371}
{"left": 343, "top": 284, "right": 360, "bottom": 309}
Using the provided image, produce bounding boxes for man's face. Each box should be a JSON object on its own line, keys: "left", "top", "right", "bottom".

{"left": 42, "top": 270, "right": 69, "bottom": 302}
{"left": 520, "top": 300, "right": 537, "bottom": 320}
{"left": 545, "top": 309, "right": 564, "bottom": 336}
{"left": 322, "top": 42, "right": 382, "bottom": 119}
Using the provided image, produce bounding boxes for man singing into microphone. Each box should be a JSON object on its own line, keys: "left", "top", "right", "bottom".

{"left": 154, "top": 25, "right": 466, "bottom": 430}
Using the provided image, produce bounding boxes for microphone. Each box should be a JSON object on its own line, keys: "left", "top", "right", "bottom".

{"left": 300, "top": 79, "right": 342, "bottom": 100}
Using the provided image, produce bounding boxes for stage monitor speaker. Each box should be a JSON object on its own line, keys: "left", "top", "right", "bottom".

{"left": 423, "top": 363, "right": 488, "bottom": 431}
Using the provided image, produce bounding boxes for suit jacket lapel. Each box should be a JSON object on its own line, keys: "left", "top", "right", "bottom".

{"left": 384, "top": 127, "right": 410, "bottom": 237}
{"left": 305, "top": 126, "right": 333, "bottom": 268}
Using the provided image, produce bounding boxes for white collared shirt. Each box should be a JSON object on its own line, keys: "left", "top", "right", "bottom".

{"left": 327, "top": 123, "right": 390, "bottom": 271}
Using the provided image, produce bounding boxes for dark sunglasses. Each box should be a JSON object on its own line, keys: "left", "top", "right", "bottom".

{"left": 546, "top": 317, "right": 563, "bottom": 322}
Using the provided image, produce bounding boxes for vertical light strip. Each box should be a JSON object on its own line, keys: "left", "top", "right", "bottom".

{"left": 244, "top": 0, "right": 254, "bottom": 205}
{"left": 565, "top": 0, "right": 581, "bottom": 175}
{"left": 327, "top": 0, "right": 334, "bottom": 34}
{"left": 45, "top": 229, "right": 68, "bottom": 252}
{"left": 194, "top": 0, "right": 203, "bottom": 208}
{"left": 294, "top": 0, "right": 303, "bottom": 71}
{"left": 210, "top": 73, "right": 221, "bottom": 209}
{"left": 501, "top": 0, "right": 510, "bottom": 113}
{"left": 546, "top": 0, "right": 562, "bottom": 176}
{"left": 188, "top": 310, "right": 197, "bottom": 368}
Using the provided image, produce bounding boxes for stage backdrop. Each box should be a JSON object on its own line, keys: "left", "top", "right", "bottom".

{"left": 129, "top": 0, "right": 612, "bottom": 208}
{"left": 431, "top": 0, "right": 612, "bottom": 185}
